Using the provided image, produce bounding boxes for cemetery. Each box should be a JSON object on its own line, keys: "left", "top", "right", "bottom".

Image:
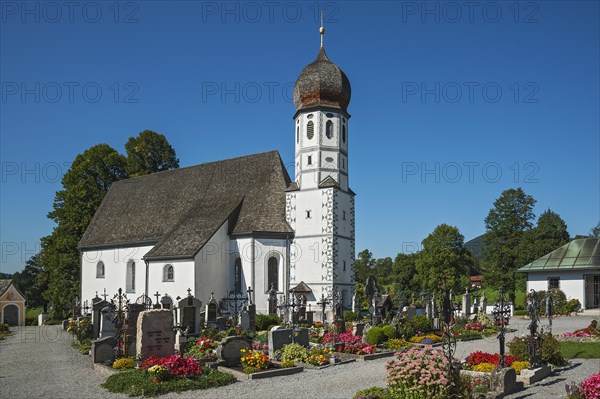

{"left": 53, "top": 278, "right": 600, "bottom": 398}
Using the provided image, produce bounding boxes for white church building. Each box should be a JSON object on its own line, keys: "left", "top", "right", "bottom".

{"left": 79, "top": 29, "right": 355, "bottom": 318}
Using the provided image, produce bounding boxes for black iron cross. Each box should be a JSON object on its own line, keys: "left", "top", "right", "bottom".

{"left": 246, "top": 286, "right": 254, "bottom": 305}
{"left": 154, "top": 291, "right": 161, "bottom": 304}
{"left": 187, "top": 288, "right": 192, "bottom": 297}
{"left": 492, "top": 287, "right": 512, "bottom": 367}
{"left": 220, "top": 290, "right": 248, "bottom": 318}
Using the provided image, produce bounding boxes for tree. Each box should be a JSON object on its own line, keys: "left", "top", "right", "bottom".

{"left": 392, "top": 253, "right": 419, "bottom": 304}
{"left": 125, "top": 130, "right": 179, "bottom": 177}
{"left": 518, "top": 209, "right": 570, "bottom": 266}
{"left": 483, "top": 188, "right": 536, "bottom": 303}
{"left": 590, "top": 221, "right": 600, "bottom": 238}
{"left": 374, "top": 257, "right": 393, "bottom": 286}
{"left": 416, "top": 224, "right": 473, "bottom": 296}
{"left": 42, "top": 144, "right": 127, "bottom": 317}
{"left": 11, "top": 254, "right": 48, "bottom": 309}
{"left": 354, "top": 249, "right": 376, "bottom": 285}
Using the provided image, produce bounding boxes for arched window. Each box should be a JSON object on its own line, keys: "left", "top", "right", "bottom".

{"left": 163, "top": 264, "right": 174, "bottom": 282}
{"left": 267, "top": 256, "right": 278, "bottom": 291}
{"left": 306, "top": 121, "right": 314, "bottom": 140}
{"left": 126, "top": 260, "right": 136, "bottom": 293}
{"left": 234, "top": 257, "right": 242, "bottom": 293}
{"left": 296, "top": 127, "right": 299, "bottom": 143}
{"left": 326, "top": 120, "right": 333, "bottom": 139}
{"left": 342, "top": 125, "right": 346, "bottom": 143}
{"left": 96, "top": 261, "right": 105, "bottom": 278}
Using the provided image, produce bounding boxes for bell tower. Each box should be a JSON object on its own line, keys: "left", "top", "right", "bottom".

{"left": 285, "top": 24, "right": 355, "bottom": 318}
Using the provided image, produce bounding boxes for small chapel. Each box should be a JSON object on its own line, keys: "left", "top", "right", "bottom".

{"left": 79, "top": 27, "right": 355, "bottom": 319}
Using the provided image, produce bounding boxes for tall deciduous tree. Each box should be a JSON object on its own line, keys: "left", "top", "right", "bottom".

{"left": 483, "top": 187, "right": 536, "bottom": 303}
{"left": 12, "top": 254, "right": 48, "bottom": 309}
{"left": 518, "top": 209, "right": 570, "bottom": 266}
{"left": 416, "top": 224, "right": 473, "bottom": 296}
{"left": 41, "top": 144, "right": 127, "bottom": 317}
{"left": 392, "top": 253, "right": 419, "bottom": 305}
{"left": 125, "top": 130, "right": 179, "bottom": 177}
{"left": 354, "top": 249, "right": 376, "bottom": 285}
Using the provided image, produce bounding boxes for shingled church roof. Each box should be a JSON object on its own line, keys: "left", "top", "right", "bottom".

{"left": 78, "top": 151, "right": 294, "bottom": 260}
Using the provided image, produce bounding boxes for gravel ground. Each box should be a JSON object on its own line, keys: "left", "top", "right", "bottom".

{"left": 1, "top": 314, "right": 598, "bottom": 399}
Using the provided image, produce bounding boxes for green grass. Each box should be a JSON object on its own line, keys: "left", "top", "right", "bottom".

{"left": 101, "top": 367, "right": 236, "bottom": 396}
{"left": 560, "top": 342, "right": 600, "bottom": 359}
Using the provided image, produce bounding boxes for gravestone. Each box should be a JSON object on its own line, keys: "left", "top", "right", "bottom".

{"left": 177, "top": 296, "right": 202, "bottom": 334}
{"left": 126, "top": 304, "right": 145, "bottom": 357}
{"left": 216, "top": 316, "right": 227, "bottom": 331}
{"left": 205, "top": 295, "right": 218, "bottom": 328}
{"left": 491, "top": 367, "right": 522, "bottom": 395}
{"left": 352, "top": 322, "right": 365, "bottom": 337}
{"left": 136, "top": 309, "right": 175, "bottom": 359}
{"left": 217, "top": 336, "right": 252, "bottom": 367}
{"left": 92, "top": 336, "right": 115, "bottom": 364}
{"left": 268, "top": 327, "right": 309, "bottom": 359}
{"left": 406, "top": 306, "right": 416, "bottom": 321}
{"left": 92, "top": 300, "right": 109, "bottom": 339}
{"left": 99, "top": 306, "right": 116, "bottom": 338}
{"left": 240, "top": 304, "right": 256, "bottom": 333}
{"left": 306, "top": 311, "right": 314, "bottom": 325}
{"left": 362, "top": 323, "right": 371, "bottom": 344}
{"left": 37, "top": 313, "right": 47, "bottom": 326}
{"left": 462, "top": 290, "right": 471, "bottom": 318}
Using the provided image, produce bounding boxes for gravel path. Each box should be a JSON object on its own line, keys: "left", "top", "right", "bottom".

{"left": 1, "top": 314, "right": 598, "bottom": 399}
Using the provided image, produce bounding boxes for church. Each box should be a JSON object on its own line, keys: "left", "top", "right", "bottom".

{"left": 79, "top": 27, "right": 355, "bottom": 319}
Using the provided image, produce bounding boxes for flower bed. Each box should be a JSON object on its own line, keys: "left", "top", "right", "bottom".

{"left": 218, "top": 361, "right": 303, "bottom": 380}
{"left": 462, "top": 351, "right": 529, "bottom": 374}
{"left": 185, "top": 336, "right": 218, "bottom": 363}
{"left": 409, "top": 333, "right": 442, "bottom": 345}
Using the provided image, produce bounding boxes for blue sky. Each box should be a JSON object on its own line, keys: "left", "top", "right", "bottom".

{"left": 1, "top": 1, "right": 598, "bottom": 274}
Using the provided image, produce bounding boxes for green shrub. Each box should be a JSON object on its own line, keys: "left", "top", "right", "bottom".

{"left": 507, "top": 332, "right": 567, "bottom": 366}
{"left": 398, "top": 315, "right": 432, "bottom": 339}
{"left": 280, "top": 360, "right": 295, "bottom": 368}
{"left": 196, "top": 328, "right": 223, "bottom": 341}
{"left": 513, "top": 310, "right": 527, "bottom": 316}
{"left": 353, "top": 386, "right": 390, "bottom": 399}
{"left": 382, "top": 325, "right": 396, "bottom": 339}
{"left": 256, "top": 314, "right": 282, "bottom": 331}
{"left": 0, "top": 323, "right": 10, "bottom": 333}
{"left": 281, "top": 343, "right": 308, "bottom": 362}
{"left": 344, "top": 311, "right": 360, "bottom": 322}
{"left": 366, "top": 327, "right": 386, "bottom": 346}
{"left": 102, "top": 368, "right": 236, "bottom": 396}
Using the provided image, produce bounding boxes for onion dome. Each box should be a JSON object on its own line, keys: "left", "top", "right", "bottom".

{"left": 293, "top": 44, "right": 351, "bottom": 113}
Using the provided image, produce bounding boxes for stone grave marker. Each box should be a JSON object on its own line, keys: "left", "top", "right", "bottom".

{"left": 205, "top": 294, "right": 218, "bottom": 328}
{"left": 177, "top": 296, "right": 203, "bottom": 334}
{"left": 217, "top": 336, "right": 252, "bottom": 367}
{"left": 136, "top": 309, "right": 175, "bottom": 359}
{"left": 492, "top": 367, "right": 522, "bottom": 395}
{"left": 352, "top": 322, "right": 365, "bottom": 337}
{"left": 268, "top": 327, "right": 309, "bottom": 359}
{"left": 306, "top": 311, "right": 314, "bottom": 325}
{"left": 462, "top": 290, "right": 471, "bottom": 318}
{"left": 92, "top": 336, "right": 115, "bottom": 364}
{"left": 216, "top": 316, "right": 227, "bottom": 331}
{"left": 240, "top": 304, "right": 256, "bottom": 333}
{"left": 99, "top": 306, "right": 115, "bottom": 338}
{"left": 92, "top": 300, "right": 109, "bottom": 339}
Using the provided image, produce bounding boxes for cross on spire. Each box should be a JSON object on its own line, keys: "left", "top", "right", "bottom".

{"left": 320, "top": 10, "right": 325, "bottom": 48}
